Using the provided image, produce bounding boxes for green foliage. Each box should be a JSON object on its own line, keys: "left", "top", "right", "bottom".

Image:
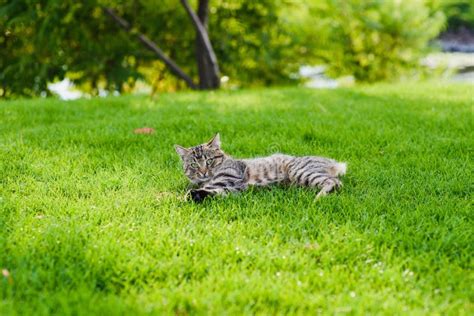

{"left": 302, "top": 0, "right": 445, "bottom": 82}
{"left": 1, "top": 83, "right": 473, "bottom": 314}
{"left": 0, "top": 0, "right": 141, "bottom": 97}
{"left": 0, "top": 0, "right": 304, "bottom": 97}
{"left": 439, "top": 0, "right": 474, "bottom": 30}
{"left": 0, "top": 0, "right": 458, "bottom": 97}
{"left": 209, "top": 1, "right": 301, "bottom": 86}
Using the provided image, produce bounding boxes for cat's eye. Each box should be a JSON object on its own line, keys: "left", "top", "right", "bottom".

{"left": 206, "top": 159, "right": 214, "bottom": 166}
{"left": 190, "top": 162, "right": 199, "bottom": 168}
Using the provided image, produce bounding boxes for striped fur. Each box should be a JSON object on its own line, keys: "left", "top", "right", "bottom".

{"left": 175, "top": 134, "right": 347, "bottom": 202}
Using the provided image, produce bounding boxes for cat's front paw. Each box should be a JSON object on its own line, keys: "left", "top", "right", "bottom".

{"left": 189, "top": 189, "right": 212, "bottom": 203}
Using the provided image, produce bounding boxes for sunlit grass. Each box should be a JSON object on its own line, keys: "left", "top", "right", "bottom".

{"left": 0, "top": 82, "right": 472, "bottom": 315}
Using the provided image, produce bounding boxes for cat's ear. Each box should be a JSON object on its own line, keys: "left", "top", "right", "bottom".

{"left": 206, "top": 133, "right": 221, "bottom": 148}
{"left": 174, "top": 145, "right": 189, "bottom": 158}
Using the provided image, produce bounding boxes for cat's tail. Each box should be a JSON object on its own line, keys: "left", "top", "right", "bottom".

{"left": 328, "top": 161, "right": 347, "bottom": 177}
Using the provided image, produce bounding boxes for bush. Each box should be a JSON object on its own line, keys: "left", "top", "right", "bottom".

{"left": 302, "top": 0, "right": 445, "bottom": 82}
{"left": 0, "top": 0, "right": 449, "bottom": 96}
{"left": 0, "top": 0, "right": 306, "bottom": 97}
{"left": 440, "top": 0, "right": 474, "bottom": 31}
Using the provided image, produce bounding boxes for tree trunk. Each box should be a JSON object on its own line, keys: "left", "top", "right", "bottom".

{"left": 195, "top": 0, "right": 219, "bottom": 89}
{"left": 181, "top": 0, "right": 220, "bottom": 89}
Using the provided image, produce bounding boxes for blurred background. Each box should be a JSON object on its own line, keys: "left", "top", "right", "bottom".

{"left": 0, "top": 0, "right": 473, "bottom": 99}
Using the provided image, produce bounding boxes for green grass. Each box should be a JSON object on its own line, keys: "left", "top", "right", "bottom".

{"left": 0, "top": 83, "right": 472, "bottom": 315}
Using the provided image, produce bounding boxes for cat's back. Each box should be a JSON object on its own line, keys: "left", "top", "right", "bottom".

{"left": 240, "top": 154, "right": 294, "bottom": 185}
{"left": 241, "top": 153, "right": 293, "bottom": 166}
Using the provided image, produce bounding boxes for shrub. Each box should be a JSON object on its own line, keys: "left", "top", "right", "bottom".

{"left": 304, "top": 0, "right": 445, "bottom": 82}
{"left": 440, "top": 0, "right": 474, "bottom": 31}
{"left": 0, "top": 0, "right": 307, "bottom": 97}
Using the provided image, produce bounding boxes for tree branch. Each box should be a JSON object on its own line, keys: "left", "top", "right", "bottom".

{"left": 180, "top": 0, "right": 220, "bottom": 86}
{"left": 103, "top": 7, "right": 198, "bottom": 89}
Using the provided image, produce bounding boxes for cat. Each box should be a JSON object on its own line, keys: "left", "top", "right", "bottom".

{"left": 175, "top": 133, "right": 347, "bottom": 203}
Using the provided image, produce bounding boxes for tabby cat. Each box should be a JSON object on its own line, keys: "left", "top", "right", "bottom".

{"left": 175, "top": 134, "right": 347, "bottom": 202}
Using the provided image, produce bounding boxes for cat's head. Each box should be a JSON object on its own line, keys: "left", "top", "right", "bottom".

{"left": 174, "top": 133, "right": 227, "bottom": 184}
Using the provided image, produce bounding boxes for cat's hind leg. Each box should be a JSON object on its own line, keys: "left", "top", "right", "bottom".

{"left": 315, "top": 176, "right": 342, "bottom": 199}
{"left": 287, "top": 157, "right": 344, "bottom": 198}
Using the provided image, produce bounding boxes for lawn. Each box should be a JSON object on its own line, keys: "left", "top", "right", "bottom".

{"left": 0, "top": 82, "right": 472, "bottom": 315}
